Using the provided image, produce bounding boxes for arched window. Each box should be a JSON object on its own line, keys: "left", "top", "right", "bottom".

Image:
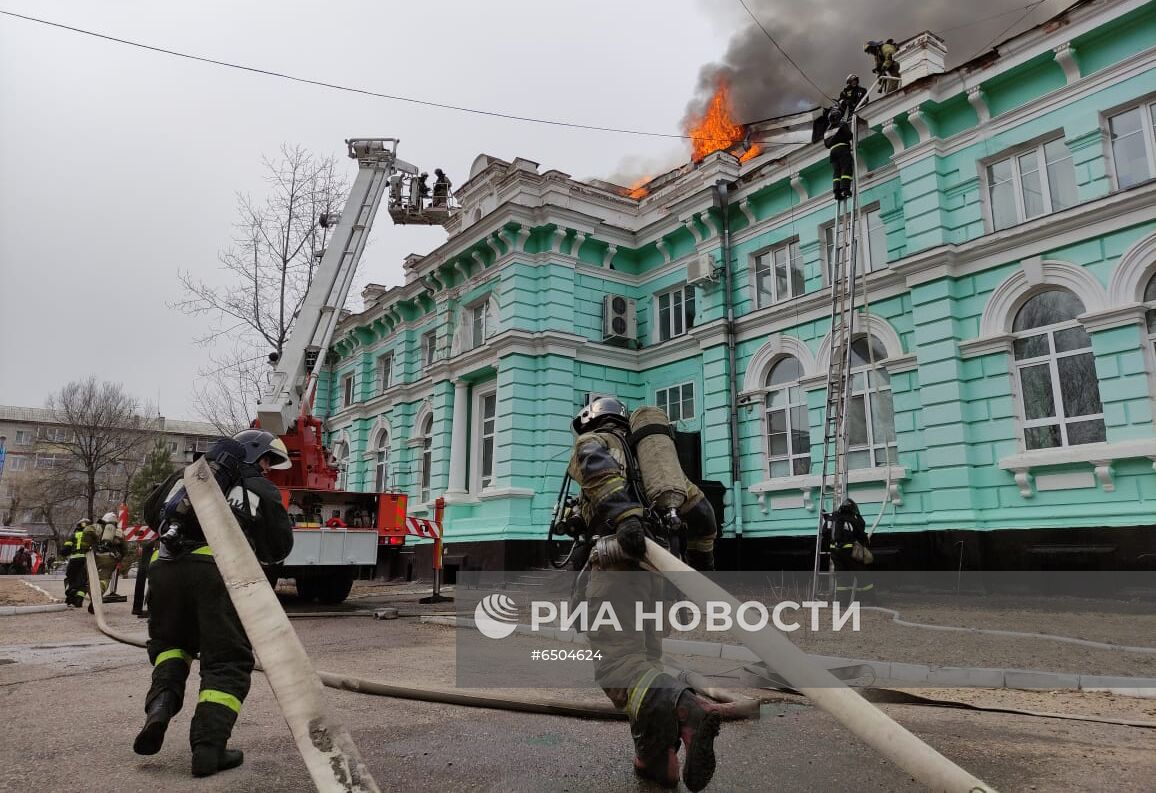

{"left": 419, "top": 415, "right": 434, "bottom": 503}
{"left": 765, "top": 357, "right": 810, "bottom": 477}
{"left": 846, "top": 335, "right": 897, "bottom": 469}
{"left": 374, "top": 430, "right": 390, "bottom": 492}
{"left": 332, "top": 441, "right": 349, "bottom": 490}
{"left": 1144, "top": 273, "right": 1156, "bottom": 353}
{"left": 1012, "top": 289, "right": 1104, "bottom": 449}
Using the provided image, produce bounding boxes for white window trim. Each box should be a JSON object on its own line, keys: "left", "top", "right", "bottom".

{"left": 466, "top": 297, "right": 496, "bottom": 351}
{"left": 980, "top": 135, "right": 1076, "bottom": 231}
{"left": 342, "top": 373, "right": 355, "bottom": 407}
{"left": 763, "top": 361, "right": 810, "bottom": 479}
{"left": 471, "top": 384, "right": 498, "bottom": 493}
{"left": 332, "top": 441, "right": 350, "bottom": 490}
{"left": 1102, "top": 95, "right": 1156, "bottom": 193}
{"left": 373, "top": 430, "right": 391, "bottom": 492}
{"left": 999, "top": 438, "right": 1156, "bottom": 498}
{"left": 655, "top": 382, "right": 695, "bottom": 424}
{"left": 751, "top": 238, "right": 803, "bottom": 309}
{"left": 14, "top": 430, "right": 32, "bottom": 446}
{"left": 8, "top": 455, "right": 27, "bottom": 472}
{"left": 653, "top": 284, "right": 695, "bottom": 344}
{"left": 419, "top": 415, "right": 434, "bottom": 504}
{"left": 377, "top": 353, "right": 393, "bottom": 393}
{"left": 845, "top": 346, "right": 898, "bottom": 470}
{"left": 421, "top": 330, "right": 437, "bottom": 371}
{"left": 1011, "top": 315, "right": 1104, "bottom": 451}
{"left": 749, "top": 466, "right": 908, "bottom": 512}
{"left": 820, "top": 203, "right": 886, "bottom": 285}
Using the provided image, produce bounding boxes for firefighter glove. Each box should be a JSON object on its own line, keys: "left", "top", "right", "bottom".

{"left": 616, "top": 516, "right": 647, "bottom": 560}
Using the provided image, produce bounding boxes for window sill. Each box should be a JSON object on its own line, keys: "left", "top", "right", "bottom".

{"left": 477, "top": 487, "right": 535, "bottom": 501}
{"left": 998, "top": 438, "right": 1156, "bottom": 498}
{"left": 749, "top": 466, "right": 908, "bottom": 512}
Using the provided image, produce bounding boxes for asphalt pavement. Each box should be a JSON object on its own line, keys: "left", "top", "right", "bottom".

{"left": 1, "top": 575, "right": 1153, "bottom": 792}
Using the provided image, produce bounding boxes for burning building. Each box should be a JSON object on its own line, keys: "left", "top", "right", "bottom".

{"left": 322, "top": 0, "right": 1156, "bottom": 571}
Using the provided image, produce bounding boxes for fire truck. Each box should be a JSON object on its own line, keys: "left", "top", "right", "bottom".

{"left": 253, "top": 139, "right": 453, "bottom": 603}
{"left": 0, "top": 527, "right": 43, "bottom": 574}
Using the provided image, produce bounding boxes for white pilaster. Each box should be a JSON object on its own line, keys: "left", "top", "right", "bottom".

{"left": 446, "top": 380, "right": 469, "bottom": 496}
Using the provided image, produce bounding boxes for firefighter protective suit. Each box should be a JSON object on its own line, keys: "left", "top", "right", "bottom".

{"left": 567, "top": 398, "right": 721, "bottom": 791}
{"left": 133, "top": 432, "right": 293, "bottom": 777}
{"left": 63, "top": 519, "right": 98, "bottom": 607}
{"left": 824, "top": 109, "right": 854, "bottom": 200}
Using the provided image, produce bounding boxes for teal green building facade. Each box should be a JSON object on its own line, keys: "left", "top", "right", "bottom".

{"left": 324, "top": 0, "right": 1156, "bottom": 570}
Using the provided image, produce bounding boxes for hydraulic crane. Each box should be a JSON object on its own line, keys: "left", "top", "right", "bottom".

{"left": 254, "top": 138, "right": 455, "bottom": 602}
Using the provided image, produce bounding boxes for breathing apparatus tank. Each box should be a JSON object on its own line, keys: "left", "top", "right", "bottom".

{"left": 628, "top": 406, "right": 687, "bottom": 512}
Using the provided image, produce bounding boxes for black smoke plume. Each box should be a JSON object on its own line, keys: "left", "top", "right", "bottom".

{"left": 687, "top": 0, "right": 1074, "bottom": 125}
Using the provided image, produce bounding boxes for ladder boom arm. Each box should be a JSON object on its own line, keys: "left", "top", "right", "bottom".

{"left": 256, "top": 139, "right": 410, "bottom": 435}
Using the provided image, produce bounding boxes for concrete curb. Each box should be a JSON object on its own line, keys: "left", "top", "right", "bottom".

{"left": 0, "top": 603, "right": 68, "bottom": 616}
{"left": 420, "top": 615, "right": 1156, "bottom": 698}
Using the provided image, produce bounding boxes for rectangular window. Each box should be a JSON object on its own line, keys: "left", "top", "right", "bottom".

{"left": 656, "top": 383, "right": 695, "bottom": 423}
{"left": 14, "top": 430, "right": 32, "bottom": 445}
{"left": 8, "top": 455, "right": 27, "bottom": 472}
{"left": 985, "top": 138, "right": 1078, "bottom": 230}
{"left": 469, "top": 301, "right": 494, "bottom": 350}
{"left": 473, "top": 387, "right": 497, "bottom": 491}
{"left": 37, "top": 426, "right": 69, "bottom": 443}
{"left": 342, "top": 374, "right": 355, "bottom": 407}
{"left": 753, "top": 240, "right": 804, "bottom": 308}
{"left": 823, "top": 205, "right": 888, "bottom": 281}
{"left": 656, "top": 286, "right": 695, "bottom": 342}
{"left": 422, "top": 331, "right": 437, "bottom": 369}
{"left": 1108, "top": 102, "right": 1156, "bottom": 190}
{"left": 377, "top": 354, "right": 393, "bottom": 392}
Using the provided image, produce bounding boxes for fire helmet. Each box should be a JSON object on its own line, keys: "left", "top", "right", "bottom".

{"left": 846, "top": 74, "right": 859, "bottom": 84}
{"left": 232, "top": 429, "right": 292, "bottom": 470}
{"left": 101, "top": 512, "right": 118, "bottom": 524}
{"left": 76, "top": 518, "right": 91, "bottom": 528}
{"left": 572, "top": 396, "right": 630, "bottom": 435}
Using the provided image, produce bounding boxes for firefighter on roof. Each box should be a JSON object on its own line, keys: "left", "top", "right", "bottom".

{"left": 132, "top": 430, "right": 293, "bottom": 778}
{"left": 567, "top": 397, "right": 722, "bottom": 791}
{"left": 838, "top": 74, "right": 868, "bottom": 118}
{"left": 866, "top": 39, "right": 900, "bottom": 91}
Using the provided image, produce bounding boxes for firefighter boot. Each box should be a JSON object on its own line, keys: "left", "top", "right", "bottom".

{"left": 190, "top": 700, "right": 244, "bottom": 777}
{"left": 133, "top": 691, "right": 180, "bottom": 755}
{"left": 191, "top": 746, "right": 244, "bottom": 778}
{"left": 677, "top": 690, "right": 722, "bottom": 792}
{"left": 628, "top": 673, "right": 683, "bottom": 788}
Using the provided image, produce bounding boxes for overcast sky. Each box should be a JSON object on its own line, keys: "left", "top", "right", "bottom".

{"left": 0, "top": 0, "right": 1065, "bottom": 421}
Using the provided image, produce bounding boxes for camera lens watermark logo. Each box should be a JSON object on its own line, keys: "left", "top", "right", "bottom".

{"left": 474, "top": 593, "right": 519, "bottom": 639}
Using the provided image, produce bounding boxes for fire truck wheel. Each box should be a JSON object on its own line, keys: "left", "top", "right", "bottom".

{"left": 295, "top": 576, "right": 321, "bottom": 602}
{"left": 317, "top": 571, "right": 354, "bottom": 605}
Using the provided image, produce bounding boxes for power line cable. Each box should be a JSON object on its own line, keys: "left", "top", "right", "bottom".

{"left": 0, "top": 9, "right": 690, "bottom": 141}
{"left": 733, "top": 0, "right": 835, "bottom": 103}
{"left": 932, "top": 2, "right": 1043, "bottom": 37}
{"left": 970, "top": 0, "right": 1051, "bottom": 60}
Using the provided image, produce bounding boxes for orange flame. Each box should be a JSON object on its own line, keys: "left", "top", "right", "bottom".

{"left": 627, "top": 177, "right": 651, "bottom": 200}
{"left": 686, "top": 79, "right": 751, "bottom": 163}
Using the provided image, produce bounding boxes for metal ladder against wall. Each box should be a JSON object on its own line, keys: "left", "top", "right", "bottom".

{"left": 810, "top": 88, "right": 872, "bottom": 601}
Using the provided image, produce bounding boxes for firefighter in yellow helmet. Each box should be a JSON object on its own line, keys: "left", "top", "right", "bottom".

{"left": 567, "top": 397, "right": 721, "bottom": 791}
{"left": 62, "top": 518, "right": 98, "bottom": 607}
{"left": 132, "top": 430, "right": 293, "bottom": 778}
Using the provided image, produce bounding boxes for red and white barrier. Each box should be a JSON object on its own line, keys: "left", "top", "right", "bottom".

{"left": 404, "top": 516, "right": 442, "bottom": 540}
{"left": 124, "top": 525, "right": 158, "bottom": 543}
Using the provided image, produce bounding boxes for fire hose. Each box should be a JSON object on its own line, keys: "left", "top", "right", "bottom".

{"left": 633, "top": 537, "right": 1000, "bottom": 793}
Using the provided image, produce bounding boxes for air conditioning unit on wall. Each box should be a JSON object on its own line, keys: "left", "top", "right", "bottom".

{"left": 602, "top": 294, "right": 637, "bottom": 344}
{"left": 687, "top": 253, "right": 717, "bottom": 286}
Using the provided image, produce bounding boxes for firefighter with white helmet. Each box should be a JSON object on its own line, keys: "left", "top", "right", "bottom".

{"left": 62, "top": 518, "right": 99, "bottom": 607}
{"left": 132, "top": 429, "right": 293, "bottom": 778}
{"left": 91, "top": 511, "right": 127, "bottom": 606}
{"left": 567, "top": 396, "right": 721, "bottom": 790}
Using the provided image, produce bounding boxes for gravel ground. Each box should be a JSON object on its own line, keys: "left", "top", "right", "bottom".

{"left": 0, "top": 576, "right": 56, "bottom": 606}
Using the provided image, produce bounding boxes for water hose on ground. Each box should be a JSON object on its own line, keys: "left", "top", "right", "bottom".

{"left": 638, "top": 537, "right": 1000, "bottom": 793}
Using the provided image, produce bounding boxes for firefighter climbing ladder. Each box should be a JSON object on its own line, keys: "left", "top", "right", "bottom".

{"left": 810, "top": 85, "right": 877, "bottom": 601}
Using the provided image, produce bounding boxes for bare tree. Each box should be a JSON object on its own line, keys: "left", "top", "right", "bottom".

{"left": 175, "top": 145, "right": 348, "bottom": 427}
{"left": 4, "top": 467, "right": 85, "bottom": 547}
{"left": 46, "top": 377, "right": 159, "bottom": 520}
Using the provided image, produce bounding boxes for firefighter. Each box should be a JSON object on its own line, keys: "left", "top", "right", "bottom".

{"left": 823, "top": 498, "right": 875, "bottom": 604}
{"left": 62, "top": 518, "right": 97, "bottom": 607}
{"left": 432, "top": 168, "right": 451, "bottom": 208}
{"left": 132, "top": 430, "right": 293, "bottom": 778}
{"left": 865, "top": 39, "right": 900, "bottom": 91}
{"left": 568, "top": 397, "right": 721, "bottom": 791}
{"left": 92, "top": 512, "right": 127, "bottom": 605}
{"left": 838, "top": 74, "right": 868, "bottom": 118}
{"left": 824, "top": 107, "right": 854, "bottom": 201}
